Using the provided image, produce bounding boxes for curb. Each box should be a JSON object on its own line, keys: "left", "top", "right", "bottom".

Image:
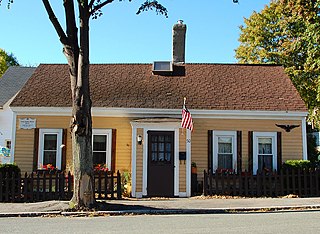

{"left": 1, "top": 205, "right": 320, "bottom": 217}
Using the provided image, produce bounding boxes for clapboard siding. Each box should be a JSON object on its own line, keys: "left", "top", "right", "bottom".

{"left": 135, "top": 128, "right": 143, "bottom": 193}
{"left": 191, "top": 119, "right": 303, "bottom": 180}
{"left": 14, "top": 115, "right": 133, "bottom": 173}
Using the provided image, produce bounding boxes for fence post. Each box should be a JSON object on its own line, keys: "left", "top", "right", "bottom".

{"left": 54, "top": 172, "right": 59, "bottom": 200}
{"left": 292, "top": 168, "right": 296, "bottom": 195}
{"left": 238, "top": 171, "right": 242, "bottom": 196}
{"left": 303, "top": 169, "right": 307, "bottom": 197}
{"left": 104, "top": 171, "right": 108, "bottom": 199}
{"left": 310, "top": 169, "right": 314, "bottom": 196}
{"left": 280, "top": 169, "right": 284, "bottom": 196}
{"left": 298, "top": 168, "right": 302, "bottom": 197}
{"left": 285, "top": 169, "right": 290, "bottom": 195}
{"left": 48, "top": 173, "right": 53, "bottom": 200}
{"left": 209, "top": 170, "right": 213, "bottom": 196}
{"left": 23, "top": 172, "right": 28, "bottom": 202}
{"left": 262, "top": 170, "right": 266, "bottom": 196}
{"left": 221, "top": 172, "right": 225, "bottom": 195}
{"left": 256, "top": 170, "right": 261, "bottom": 197}
{"left": 36, "top": 172, "right": 40, "bottom": 201}
{"left": 109, "top": 171, "right": 114, "bottom": 199}
{"left": 4, "top": 172, "right": 9, "bottom": 202}
{"left": 232, "top": 170, "right": 236, "bottom": 196}
{"left": 10, "top": 172, "right": 15, "bottom": 202}
{"left": 30, "top": 172, "right": 34, "bottom": 202}
{"left": 244, "top": 170, "right": 248, "bottom": 197}
{"left": 274, "top": 170, "right": 278, "bottom": 197}
{"left": 203, "top": 170, "right": 207, "bottom": 196}
{"left": 267, "top": 171, "right": 272, "bottom": 197}
{"left": 117, "top": 170, "right": 121, "bottom": 199}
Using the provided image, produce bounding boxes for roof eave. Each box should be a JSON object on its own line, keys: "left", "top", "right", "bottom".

{"left": 10, "top": 107, "right": 308, "bottom": 120}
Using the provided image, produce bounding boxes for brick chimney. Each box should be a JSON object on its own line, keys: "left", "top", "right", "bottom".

{"left": 172, "top": 20, "right": 187, "bottom": 64}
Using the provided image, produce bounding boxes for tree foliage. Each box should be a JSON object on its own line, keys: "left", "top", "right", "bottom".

{"left": 0, "top": 48, "right": 19, "bottom": 77}
{"left": 235, "top": 0, "right": 320, "bottom": 126}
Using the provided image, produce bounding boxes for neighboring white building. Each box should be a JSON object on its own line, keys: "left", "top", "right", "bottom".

{"left": 0, "top": 66, "right": 36, "bottom": 163}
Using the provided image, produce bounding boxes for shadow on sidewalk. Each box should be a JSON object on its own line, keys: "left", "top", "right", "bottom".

{"left": 95, "top": 201, "right": 163, "bottom": 211}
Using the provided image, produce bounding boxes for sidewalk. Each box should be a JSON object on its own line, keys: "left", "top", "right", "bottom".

{"left": 0, "top": 196, "right": 320, "bottom": 217}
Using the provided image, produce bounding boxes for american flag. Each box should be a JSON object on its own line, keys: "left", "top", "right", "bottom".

{"left": 181, "top": 101, "right": 193, "bottom": 131}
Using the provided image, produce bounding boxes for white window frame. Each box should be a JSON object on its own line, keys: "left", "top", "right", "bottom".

{"left": 92, "top": 129, "right": 112, "bottom": 170}
{"left": 38, "top": 129, "right": 63, "bottom": 170}
{"left": 253, "top": 132, "right": 277, "bottom": 173}
{"left": 212, "top": 131, "right": 237, "bottom": 173}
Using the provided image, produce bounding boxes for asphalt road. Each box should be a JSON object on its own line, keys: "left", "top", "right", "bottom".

{"left": 1, "top": 211, "right": 320, "bottom": 234}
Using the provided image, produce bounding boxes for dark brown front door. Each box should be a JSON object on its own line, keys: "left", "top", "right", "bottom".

{"left": 147, "top": 131, "right": 174, "bottom": 197}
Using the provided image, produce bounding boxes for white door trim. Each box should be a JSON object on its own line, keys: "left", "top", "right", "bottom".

{"left": 131, "top": 121, "right": 182, "bottom": 197}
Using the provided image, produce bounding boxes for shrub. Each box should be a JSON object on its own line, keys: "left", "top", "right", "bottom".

{"left": 307, "top": 133, "right": 320, "bottom": 165}
{"left": 121, "top": 170, "right": 131, "bottom": 197}
{"left": 0, "top": 163, "right": 21, "bottom": 176}
{"left": 282, "top": 160, "right": 312, "bottom": 170}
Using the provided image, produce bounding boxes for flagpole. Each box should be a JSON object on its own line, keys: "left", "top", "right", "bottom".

{"left": 183, "top": 97, "right": 186, "bottom": 106}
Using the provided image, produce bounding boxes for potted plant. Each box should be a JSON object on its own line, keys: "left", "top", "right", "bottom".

{"left": 191, "top": 162, "right": 197, "bottom": 174}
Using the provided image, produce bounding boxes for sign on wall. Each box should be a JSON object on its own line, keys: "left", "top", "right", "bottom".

{"left": 19, "top": 118, "right": 36, "bottom": 129}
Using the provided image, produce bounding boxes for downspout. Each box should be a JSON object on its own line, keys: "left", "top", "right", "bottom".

{"left": 302, "top": 117, "right": 308, "bottom": 160}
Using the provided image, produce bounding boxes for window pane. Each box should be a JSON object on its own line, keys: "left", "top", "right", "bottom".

{"left": 44, "top": 134, "right": 57, "bottom": 150}
{"left": 258, "top": 155, "right": 273, "bottom": 171}
{"left": 218, "top": 137, "right": 232, "bottom": 154}
{"left": 165, "top": 152, "right": 171, "bottom": 162}
{"left": 159, "top": 152, "right": 164, "bottom": 161}
{"left": 159, "top": 143, "right": 164, "bottom": 152}
{"left": 93, "top": 152, "right": 107, "bottom": 165}
{"left": 43, "top": 151, "right": 57, "bottom": 167}
{"left": 93, "top": 135, "right": 107, "bottom": 151}
{"left": 152, "top": 142, "right": 157, "bottom": 152}
{"left": 258, "top": 137, "right": 272, "bottom": 154}
{"left": 159, "top": 136, "right": 164, "bottom": 142}
{"left": 258, "top": 138, "right": 272, "bottom": 144}
{"left": 152, "top": 152, "right": 157, "bottom": 161}
{"left": 218, "top": 136, "right": 232, "bottom": 144}
{"left": 218, "top": 142, "right": 232, "bottom": 154}
{"left": 218, "top": 154, "right": 232, "bottom": 169}
{"left": 151, "top": 135, "right": 157, "bottom": 142}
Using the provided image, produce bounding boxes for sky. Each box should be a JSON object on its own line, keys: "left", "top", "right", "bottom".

{"left": 0, "top": 0, "right": 271, "bottom": 66}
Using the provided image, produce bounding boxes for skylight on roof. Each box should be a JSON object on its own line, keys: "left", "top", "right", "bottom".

{"left": 152, "top": 61, "right": 173, "bottom": 75}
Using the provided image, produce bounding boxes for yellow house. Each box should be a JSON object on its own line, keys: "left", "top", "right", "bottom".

{"left": 9, "top": 22, "right": 308, "bottom": 198}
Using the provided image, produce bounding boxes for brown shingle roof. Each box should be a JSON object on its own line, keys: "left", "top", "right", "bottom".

{"left": 10, "top": 63, "right": 307, "bottom": 112}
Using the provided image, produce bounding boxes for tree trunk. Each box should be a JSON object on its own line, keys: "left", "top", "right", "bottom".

{"left": 70, "top": 2, "right": 95, "bottom": 209}
{"left": 42, "top": 0, "right": 95, "bottom": 209}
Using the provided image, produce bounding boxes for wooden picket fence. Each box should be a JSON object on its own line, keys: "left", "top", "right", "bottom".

{"left": 0, "top": 170, "right": 121, "bottom": 202}
{"left": 203, "top": 168, "right": 320, "bottom": 197}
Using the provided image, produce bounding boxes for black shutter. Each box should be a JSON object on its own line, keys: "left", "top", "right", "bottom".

{"left": 208, "top": 130, "right": 213, "bottom": 173}
{"left": 277, "top": 132, "right": 282, "bottom": 171}
{"left": 33, "top": 128, "right": 39, "bottom": 171}
{"left": 111, "top": 129, "right": 117, "bottom": 172}
{"left": 248, "top": 131, "right": 253, "bottom": 173}
{"left": 237, "top": 131, "right": 242, "bottom": 173}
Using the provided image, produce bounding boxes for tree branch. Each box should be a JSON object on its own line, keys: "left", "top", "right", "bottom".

{"left": 42, "top": 0, "right": 68, "bottom": 45}
{"left": 90, "top": 0, "right": 114, "bottom": 16}
{"left": 88, "top": 0, "right": 95, "bottom": 9}
{"left": 63, "top": 0, "right": 79, "bottom": 97}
